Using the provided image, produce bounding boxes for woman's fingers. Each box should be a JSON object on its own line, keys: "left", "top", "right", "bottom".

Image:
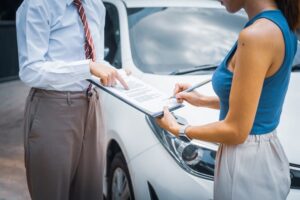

{"left": 176, "top": 98, "right": 184, "bottom": 103}
{"left": 174, "top": 83, "right": 185, "bottom": 95}
{"left": 176, "top": 92, "right": 200, "bottom": 106}
{"left": 173, "top": 83, "right": 191, "bottom": 96}
{"left": 156, "top": 107, "right": 169, "bottom": 127}
{"left": 176, "top": 92, "right": 189, "bottom": 101}
{"left": 173, "top": 83, "right": 180, "bottom": 95}
{"left": 163, "top": 106, "right": 170, "bottom": 115}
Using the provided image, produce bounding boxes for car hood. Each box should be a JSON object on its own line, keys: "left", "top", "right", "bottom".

{"left": 139, "top": 72, "right": 300, "bottom": 165}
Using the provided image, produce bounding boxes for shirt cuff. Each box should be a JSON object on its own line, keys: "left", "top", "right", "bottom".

{"left": 71, "top": 59, "right": 92, "bottom": 80}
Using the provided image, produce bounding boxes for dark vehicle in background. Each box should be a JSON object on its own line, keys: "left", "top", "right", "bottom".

{"left": 0, "top": 0, "right": 22, "bottom": 82}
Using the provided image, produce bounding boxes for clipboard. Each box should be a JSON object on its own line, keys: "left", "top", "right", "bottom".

{"left": 88, "top": 73, "right": 184, "bottom": 117}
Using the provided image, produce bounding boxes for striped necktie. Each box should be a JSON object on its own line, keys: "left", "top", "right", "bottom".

{"left": 73, "top": 0, "right": 95, "bottom": 94}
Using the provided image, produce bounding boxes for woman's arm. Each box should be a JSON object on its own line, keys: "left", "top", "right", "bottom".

{"left": 157, "top": 23, "right": 280, "bottom": 145}
{"left": 200, "top": 95, "right": 220, "bottom": 109}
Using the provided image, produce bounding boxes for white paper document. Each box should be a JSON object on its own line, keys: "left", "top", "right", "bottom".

{"left": 89, "top": 71, "right": 183, "bottom": 117}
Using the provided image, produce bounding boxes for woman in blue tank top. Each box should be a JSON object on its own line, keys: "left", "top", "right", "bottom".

{"left": 156, "top": 0, "right": 300, "bottom": 199}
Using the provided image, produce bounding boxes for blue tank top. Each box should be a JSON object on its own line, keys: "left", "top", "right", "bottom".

{"left": 212, "top": 10, "right": 298, "bottom": 135}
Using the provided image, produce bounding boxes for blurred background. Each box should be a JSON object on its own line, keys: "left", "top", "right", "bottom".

{"left": 0, "top": 1, "right": 31, "bottom": 200}
{"left": 0, "top": 1, "right": 299, "bottom": 200}
{"left": 0, "top": 0, "right": 22, "bottom": 82}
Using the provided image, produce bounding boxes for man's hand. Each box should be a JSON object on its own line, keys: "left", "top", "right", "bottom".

{"left": 89, "top": 61, "right": 129, "bottom": 89}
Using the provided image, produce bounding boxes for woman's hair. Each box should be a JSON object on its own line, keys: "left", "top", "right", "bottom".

{"left": 275, "top": 0, "right": 299, "bottom": 30}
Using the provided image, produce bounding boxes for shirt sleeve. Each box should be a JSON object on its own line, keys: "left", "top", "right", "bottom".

{"left": 16, "top": 1, "right": 92, "bottom": 90}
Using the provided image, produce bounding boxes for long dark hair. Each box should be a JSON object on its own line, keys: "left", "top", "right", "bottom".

{"left": 275, "top": 0, "right": 299, "bottom": 30}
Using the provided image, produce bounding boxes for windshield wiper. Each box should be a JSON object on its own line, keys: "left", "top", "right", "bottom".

{"left": 169, "top": 64, "right": 218, "bottom": 75}
{"left": 292, "top": 64, "right": 300, "bottom": 72}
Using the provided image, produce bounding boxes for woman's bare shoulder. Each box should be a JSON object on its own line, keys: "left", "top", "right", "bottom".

{"left": 238, "top": 18, "right": 284, "bottom": 50}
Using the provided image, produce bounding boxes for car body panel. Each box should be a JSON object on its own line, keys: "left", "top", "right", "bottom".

{"left": 129, "top": 143, "right": 213, "bottom": 200}
{"left": 101, "top": 71, "right": 300, "bottom": 199}
{"left": 101, "top": 91, "right": 160, "bottom": 161}
{"left": 124, "top": 0, "right": 225, "bottom": 8}
{"left": 277, "top": 73, "right": 300, "bottom": 165}
{"left": 102, "top": 0, "right": 300, "bottom": 199}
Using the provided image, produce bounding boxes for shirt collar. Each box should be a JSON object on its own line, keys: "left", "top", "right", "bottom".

{"left": 66, "top": 0, "right": 86, "bottom": 6}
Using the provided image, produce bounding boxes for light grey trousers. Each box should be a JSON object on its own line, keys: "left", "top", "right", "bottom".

{"left": 24, "top": 88, "right": 104, "bottom": 200}
{"left": 214, "top": 131, "right": 291, "bottom": 200}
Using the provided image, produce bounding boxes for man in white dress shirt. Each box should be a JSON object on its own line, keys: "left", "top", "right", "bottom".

{"left": 16, "top": 0, "right": 128, "bottom": 199}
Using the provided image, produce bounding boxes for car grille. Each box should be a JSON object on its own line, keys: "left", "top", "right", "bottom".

{"left": 290, "top": 163, "right": 300, "bottom": 189}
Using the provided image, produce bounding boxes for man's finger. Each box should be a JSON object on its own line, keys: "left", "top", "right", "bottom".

{"left": 116, "top": 73, "right": 129, "bottom": 90}
{"left": 124, "top": 68, "right": 132, "bottom": 76}
{"left": 101, "top": 77, "right": 108, "bottom": 86}
{"left": 107, "top": 74, "right": 112, "bottom": 87}
{"left": 112, "top": 79, "right": 117, "bottom": 87}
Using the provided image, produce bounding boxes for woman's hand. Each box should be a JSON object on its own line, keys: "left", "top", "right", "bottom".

{"left": 90, "top": 61, "right": 129, "bottom": 89}
{"left": 156, "top": 107, "right": 181, "bottom": 136}
{"left": 174, "top": 83, "right": 206, "bottom": 107}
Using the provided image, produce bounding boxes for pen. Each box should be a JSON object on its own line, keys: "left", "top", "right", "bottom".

{"left": 169, "top": 78, "right": 212, "bottom": 99}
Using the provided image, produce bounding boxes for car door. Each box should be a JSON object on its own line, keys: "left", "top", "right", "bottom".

{"left": 104, "top": 2, "right": 122, "bottom": 69}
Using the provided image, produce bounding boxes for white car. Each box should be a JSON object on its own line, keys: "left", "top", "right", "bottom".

{"left": 100, "top": 0, "right": 300, "bottom": 199}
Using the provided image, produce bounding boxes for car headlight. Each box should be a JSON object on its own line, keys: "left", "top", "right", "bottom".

{"left": 146, "top": 115, "right": 216, "bottom": 180}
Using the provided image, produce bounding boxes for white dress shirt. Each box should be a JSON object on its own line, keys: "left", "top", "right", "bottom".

{"left": 16, "top": 0, "right": 109, "bottom": 91}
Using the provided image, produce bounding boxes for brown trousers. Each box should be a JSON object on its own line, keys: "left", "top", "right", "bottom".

{"left": 23, "top": 88, "right": 104, "bottom": 200}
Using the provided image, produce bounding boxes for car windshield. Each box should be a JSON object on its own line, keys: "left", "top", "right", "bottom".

{"left": 127, "top": 7, "right": 300, "bottom": 74}
{"left": 127, "top": 7, "right": 247, "bottom": 74}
